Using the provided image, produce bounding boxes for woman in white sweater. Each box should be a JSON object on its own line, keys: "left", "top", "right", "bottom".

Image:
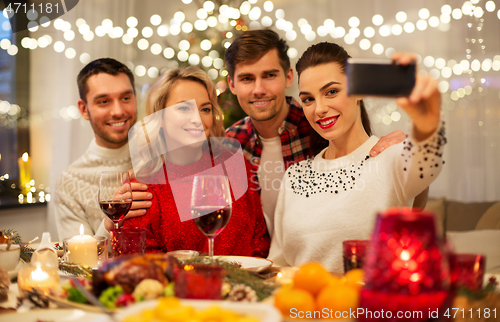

{"left": 268, "top": 42, "right": 446, "bottom": 272}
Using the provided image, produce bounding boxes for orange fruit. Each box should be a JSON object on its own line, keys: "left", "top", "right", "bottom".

{"left": 344, "top": 269, "right": 364, "bottom": 290}
{"left": 326, "top": 275, "right": 343, "bottom": 288}
{"left": 316, "top": 284, "right": 359, "bottom": 316}
{"left": 274, "top": 286, "right": 315, "bottom": 318}
{"left": 293, "top": 262, "right": 330, "bottom": 296}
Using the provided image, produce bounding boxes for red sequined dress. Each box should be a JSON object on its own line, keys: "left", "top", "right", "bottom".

{"left": 123, "top": 149, "right": 270, "bottom": 258}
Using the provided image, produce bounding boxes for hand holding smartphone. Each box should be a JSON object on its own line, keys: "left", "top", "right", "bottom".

{"left": 346, "top": 58, "right": 416, "bottom": 97}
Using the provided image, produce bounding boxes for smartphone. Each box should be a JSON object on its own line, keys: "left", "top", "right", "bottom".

{"left": 346, "top": 58, "right": 416, "bottom": 97}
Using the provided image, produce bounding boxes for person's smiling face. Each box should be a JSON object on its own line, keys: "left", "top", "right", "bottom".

{"left": 78, "top": 72, "right": 137, "bottom": 149}
{"left": 228, "top": 48, "right": 293, "bottom": 122}
{"left": 162, "top": 79, "right": 213, "bottom": 151}
{"left": 299, "top": 62, "right": 362, "bottom": 142}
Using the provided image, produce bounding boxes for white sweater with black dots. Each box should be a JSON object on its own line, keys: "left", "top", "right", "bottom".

{"left": 268, "top": 125, "right": 446, "bottom": 272}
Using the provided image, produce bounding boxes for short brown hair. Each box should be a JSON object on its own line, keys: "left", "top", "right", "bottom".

{"left": 77, "top": 58, "right": 135, "bottom": 103}
{"left": 225, "top": 29, "right": 290, "bottom": 79}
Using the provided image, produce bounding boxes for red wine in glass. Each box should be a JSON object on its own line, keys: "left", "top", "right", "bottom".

{"left": 98, "top": 171, "right": 133, "bottom": 230}
{"left": 99, "top": 200, "right": 132, "bottom": 224}
{"left": 190, "top": 175, "right": 232, "bottom": 258}
{"left": 192, "top": 206, "right": 232, "bottom": 237}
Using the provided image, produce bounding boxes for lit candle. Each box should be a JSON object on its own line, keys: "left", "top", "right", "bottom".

{"left": 17, "top": 152, "right": 31, "bottom": 194}
{"left": 18, "top": 263, "right": 59, "bottom": 295}
{"left": 67, "top": 224, "right": 98, "bottom": 267}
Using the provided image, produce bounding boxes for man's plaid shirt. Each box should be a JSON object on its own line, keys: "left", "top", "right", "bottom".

{"left": 225, "top": 97, "right": 313, "bottom": 184}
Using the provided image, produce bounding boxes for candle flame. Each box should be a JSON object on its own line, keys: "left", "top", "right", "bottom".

{"left": 400, "top": 250, "right": 411, "bottom": 261}
{"left": 22, "top": 152, "right": 29, "bottom": 162}
{"left": 31, "top": 265, "right": 49, "bottom": 281}
{"left": 473, "top": 255, "right": 481, "bottom": 273}
{"left": 410, "top": 273, "right": 421, "bottom": 282}
{"left": 80, "top": 224, "right": 84, "bottom": 236}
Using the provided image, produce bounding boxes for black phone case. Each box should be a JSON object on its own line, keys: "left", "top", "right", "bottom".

{"left": 346, "top": 61, "right": 416, "bottom": 97}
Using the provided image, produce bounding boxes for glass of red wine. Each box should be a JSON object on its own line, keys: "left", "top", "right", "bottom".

{"left": 98, "top": 171, "right": 133, "bottom": 230}
{"left": 190, "top": 175, "right": 232, "bottom": 259}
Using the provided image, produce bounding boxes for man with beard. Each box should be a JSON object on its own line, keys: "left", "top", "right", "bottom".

{"left": 225, "top": 30, "right": 427, "bottom": 235}
{"left": 54, "top": 58, "right": 151, "bottom": 240}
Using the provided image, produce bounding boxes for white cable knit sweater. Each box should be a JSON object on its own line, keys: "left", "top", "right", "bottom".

{"left": 54, "top": 139, "right": 132, "bottom": 240}
{"left": 268, "top": 125, "right": 446, "bottom": 272}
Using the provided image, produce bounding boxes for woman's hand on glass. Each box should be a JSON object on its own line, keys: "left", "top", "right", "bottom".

{"left": 393, "top": 52, "right": 441, "bottom": 142}
{"left": 103, "top": 181, "right": 152, "bottom": 232}
{"left": 128, "top": 181, "right": 153, "bottom": 217}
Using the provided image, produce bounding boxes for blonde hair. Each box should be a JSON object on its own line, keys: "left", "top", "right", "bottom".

{"left": 133, "top": 66, "right": 225, "bottom": 179}
{"left": 146, "top": 66, "right": 224, "bottom": 136}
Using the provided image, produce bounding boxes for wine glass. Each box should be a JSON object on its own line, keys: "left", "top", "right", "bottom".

{"left": 190, "top": 175, "right": 232, "bottom": 258}
{"left": 98, "top": 171, "right": 133, "bottom": 230}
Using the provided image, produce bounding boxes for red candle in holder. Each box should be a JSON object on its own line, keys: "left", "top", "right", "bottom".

{"left": 450, "top": 253, "right": 486, "bottom": 291}
{"left": 343, "top": 240, "right": 370, "bottom": 273}
{"left": 110, "top": 227, "right": 146, "bottom": 257}
{"left": 174, "top": 264, "right": 223, "bottom": 300}
{"left": 359, "top": 208, "right": 451, "bottom": 322}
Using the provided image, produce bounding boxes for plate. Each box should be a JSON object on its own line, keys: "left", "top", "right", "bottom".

{"left": 214, "top": 256, "right": 273, "bottom": 273}
{"left": 46, "top": 294, "right": 109, "bottom": 313}
{"left": 30, "top": 242, "right": 64, "bottom": 257}
{"left": 0, "top": 309, "right": 111, "bottom": 322}
{"left": 117, "top": 299, "right": 282, "bottom": 322}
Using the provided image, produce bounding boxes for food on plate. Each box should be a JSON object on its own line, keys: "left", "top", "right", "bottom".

{"left": 92, "top": 253, "right": 178, "bottom": 296}
{"left": 99, "top": 285, "right": 127, "bottom": 309}
{"left": 133, "top": 279, "right": 165, "bottom": 300}
{"left": 91, "top": 254, "right": 180, "bottom": 308}
{"left": 122, "top": 297, "right": 260, "bottom": 322}
{"left": 273, "top": 262, "right": 363, "bottom": 319}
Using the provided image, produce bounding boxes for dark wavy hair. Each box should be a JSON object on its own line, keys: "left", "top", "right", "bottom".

{"left": 295, "top": 42, "right": 372, "bottom": 154}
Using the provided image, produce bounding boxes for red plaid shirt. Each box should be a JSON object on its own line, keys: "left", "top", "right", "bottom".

{"left": 225, "top": 97, "right": 313, "bottom": 185}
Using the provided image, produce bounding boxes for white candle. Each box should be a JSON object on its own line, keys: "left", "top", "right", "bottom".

{"left": 67, "top": 224, "right": 98, "bottom": 267}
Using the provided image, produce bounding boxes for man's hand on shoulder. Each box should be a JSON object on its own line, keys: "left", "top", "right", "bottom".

{"left": 369, "top": 130, "right": 407, "bottom": 157}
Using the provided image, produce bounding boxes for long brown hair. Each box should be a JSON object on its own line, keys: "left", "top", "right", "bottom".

{"left": 296, "top": 42, "right": 372, "bottom": 154}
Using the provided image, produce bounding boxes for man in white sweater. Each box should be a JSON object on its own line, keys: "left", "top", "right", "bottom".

{"left": 54, "top": 58, "right": 151, "bottom": 240}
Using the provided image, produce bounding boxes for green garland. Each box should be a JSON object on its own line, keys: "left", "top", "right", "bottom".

{"left": 458, "top": 276, "right": 499, "bottom": 301}
{"left": 1, "top": 229, "right": 91, "bottom": 277}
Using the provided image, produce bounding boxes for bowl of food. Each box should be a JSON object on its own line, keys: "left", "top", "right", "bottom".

{"left": 0, "top": 244, "right": 20, "bottom": 272}
{"left": 117, "top": 297, "right": 282, "bottom": 322}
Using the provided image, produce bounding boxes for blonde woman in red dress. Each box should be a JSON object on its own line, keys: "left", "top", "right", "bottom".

{"left": 122, "top": 66, "right": 270, "bottom": 257}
